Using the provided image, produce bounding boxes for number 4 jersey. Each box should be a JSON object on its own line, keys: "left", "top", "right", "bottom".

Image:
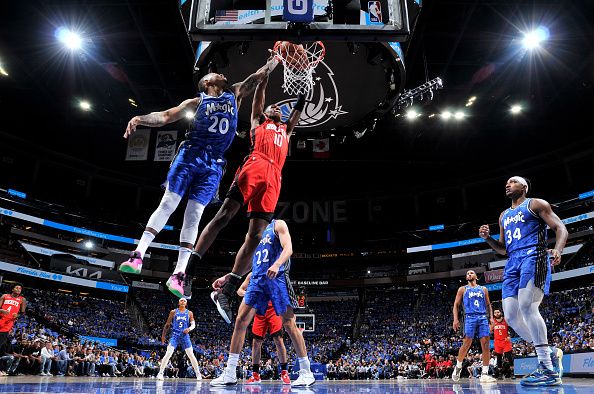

{"left": 501, "top": 198, "right": 547, "bottom": 255}
{"left": 0, "top": 294, "right": 24, "bottom": 332}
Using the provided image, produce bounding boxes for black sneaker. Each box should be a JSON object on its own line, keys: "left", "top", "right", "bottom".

{"left": 182, "top": 274, "right": 193, "bottom": 299}
{"left": 210, "top": 291, "right": 233, "bottom": 324}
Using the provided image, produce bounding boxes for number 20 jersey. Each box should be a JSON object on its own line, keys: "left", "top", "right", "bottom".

{"left": 187, "top": 91, "right": 238, "bottom": 158}
{"left": 500, "top": 198, "right": 547, "bottom": 255}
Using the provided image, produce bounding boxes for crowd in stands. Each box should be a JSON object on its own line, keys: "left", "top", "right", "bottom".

{"left": 1, "top": 280, "right": 593, "bottom": 380}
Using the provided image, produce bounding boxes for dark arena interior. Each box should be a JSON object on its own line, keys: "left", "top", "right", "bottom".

{"left": 1, "top": 0, "right": 594, "bottom": 393}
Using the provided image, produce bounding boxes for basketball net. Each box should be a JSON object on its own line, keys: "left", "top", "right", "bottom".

{"left": 273, "top": 41, "right": 325, "bottom": 96}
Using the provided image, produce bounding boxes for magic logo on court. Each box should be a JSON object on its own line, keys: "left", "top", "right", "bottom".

{"left": 275, "top": 60, "right": 347, "bottom": 128}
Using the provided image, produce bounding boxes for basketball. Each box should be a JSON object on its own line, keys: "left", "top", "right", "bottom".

{"left": 274, "top": 41, "right": 309, "bottom": 71}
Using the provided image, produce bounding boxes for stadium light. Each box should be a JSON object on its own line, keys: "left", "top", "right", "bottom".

{"left": 0, "top": 64, "right": 7, "bottom": 77}
{"left": 185, "top": 111, "right": 194, "bottom": 120}
{"left": 55, "top": 27, "right": 83, "bottom": 51}
{"left": 79, "top": 100, "right": 91, "bottom": 111}
{"left": 522, "top": 26, "right": 549, "bottom": 50}
{"left": 510, "top": 104, "right": 523, "bottom": 114}
{"left": 84, "top": 240, "right": 94, "bottom": 249}
{"left": 405, "top": 109, "right": 419, "bottom": 120}
{"left": 441, "top": 111, "right": 452, "bottom": 120}
{"left": 454, "top": 111, "right": 465, "bottom": 120}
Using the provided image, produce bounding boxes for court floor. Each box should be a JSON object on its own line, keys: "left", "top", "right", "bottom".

{"left": 0, "top": 377, "right": 592, "bottom": 393}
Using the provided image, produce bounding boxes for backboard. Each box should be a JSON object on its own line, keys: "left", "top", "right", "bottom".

{"left": 183, "top": 0, "right": 416, "bottom": 42}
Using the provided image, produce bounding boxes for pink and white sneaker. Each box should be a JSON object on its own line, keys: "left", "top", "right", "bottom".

{"left": 167, "top": 272, "right": 193, "bottom": 299}
{"left": 118, "top": 251, "right": 143, "bottom": 274}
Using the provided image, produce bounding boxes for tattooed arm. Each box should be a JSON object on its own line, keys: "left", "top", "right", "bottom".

{"left": 231, "top": 55, "right": 278, "bottom": 110}
{"left": 123, "top": 97, "right": 200, "bottom": 138}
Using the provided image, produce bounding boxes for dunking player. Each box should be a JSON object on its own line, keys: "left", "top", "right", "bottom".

{"left": 210, "top": 219, "right": 315, "bottom": 387}
{"left": 0, "top": 283, "right": 26, "bottom": 355}
{"left": 156, "top": 298, "right": 201, "bottom": 380}
{"left": 452, "top": 270, "right": 497, "bottom": 383}
{"left": 479, "top": 176, "right": 567, "bottom": 386}
{"left": 492, "top": 308, "right": 514, "bottom": 379}
{"left": 236, "top": 272, "right": 291, "bottom": 385}
{"left": 174, "top": 72, "right": 305, "bottom": 317}
{"left": 118, "top": 56, "right": 279, "bottom": 299}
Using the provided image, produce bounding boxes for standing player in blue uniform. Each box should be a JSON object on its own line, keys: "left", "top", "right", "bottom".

{"left": 156, "top": 298, "right": 201, "bottom": 380}
{"left": 479, "top": 176, "right": 568, "bottom": 386}
{"left": 210, "top": 219, "right": 315, "bottom": 387}
{"left": 118, "top": 56, "right": 279, "bottom": 299}
{"left": 452, "top": 270, "right": 497, "bottom": 383}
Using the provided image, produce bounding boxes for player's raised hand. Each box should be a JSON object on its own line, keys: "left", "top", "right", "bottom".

{"left": 453, "top": 319, "right": 460, "bottom": 332}
{"left": 548, "top": 249, "right": 561, "bottom": 266}
{"left": 124, "top": 116, "right": 141, "bottom": 138}
{"left": 478, "top": 225, "right": 490, "bottom": 239}
{"left": 266, "top": 265, "right": 280, "bottom": 279}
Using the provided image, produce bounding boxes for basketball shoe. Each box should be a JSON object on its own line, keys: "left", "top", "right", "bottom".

{"left": 479, "top": 374, "right": 497, "bottom": 383}
{"left": 119, "top": 251, "right": 143, "bottom": 274}
{"left": 280, "top": 370, "right": 291, "bottom": 385}
{"left": 167, "top": 272, "right": 193, "bottom": 299}
{"left": 451, "top": 365, "right": 462, "bottom": 382}
{"left": 156, "top": 372, "right": 164, "bottom": 381}
{"left": 210, "top": 368, "right": 238, "bottom": 386}
{"left": 246, "top": 372, "right": 261, "bottom": 385}
{"left": 291, "top": 369, "right": 315, "bottom": 387}
{"left": 210, "top": 291, "right": 232, "bottom": 324}
{"left": 520, "top": 362, "right": 561, "bottom": 386}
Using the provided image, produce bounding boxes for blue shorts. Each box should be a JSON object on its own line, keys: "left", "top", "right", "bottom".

{"left": 464, "top": 314, "right": 490, "bottom": 339}
{"left": 166, "top": 145, "right": 224, "bottom": 205}
{"left": 168, "top": 333, "right": 192, "bottom": 350}
{"left": 244, "top": 272, "right": 298, "bottom": 317}
{"left": 502, "top": 248, "right": 551, "bottom": 300}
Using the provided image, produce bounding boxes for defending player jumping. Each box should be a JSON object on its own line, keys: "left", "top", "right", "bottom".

{"left": 210, "top": 219, "right": 315, "bottom": 387}
{"left": 452, "top": 270, "right": 497, "bottom": 383}
{"left": 178, "top": 72, "right": 305, "bottom": 322}
{"left": 117, "top": 55, "right": 278, "bottom": 300}
{"left": 156, "top": 298, "right": 201, "bottom": 381}
{"left": 479, "top": 176, "right": 567, "bottom": 386}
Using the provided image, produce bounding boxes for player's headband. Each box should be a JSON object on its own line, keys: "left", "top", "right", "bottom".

{"left": 510, "top": 176, "right": 529, "bottom": 194}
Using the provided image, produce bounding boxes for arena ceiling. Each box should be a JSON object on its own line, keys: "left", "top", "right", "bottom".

{"left": 1, "top": 0, "right": 593, "bottom": 227}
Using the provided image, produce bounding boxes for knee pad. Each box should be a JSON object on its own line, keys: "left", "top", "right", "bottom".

{"left": 180, "top": 200, "right": 205, "bottom": 244}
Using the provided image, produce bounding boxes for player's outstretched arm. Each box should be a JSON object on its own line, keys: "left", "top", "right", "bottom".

{"left": 124, "top": 98, "right": 200, "bottom": 138}
{"left": 251, "top": 76, "right": 268, "bottom": 129}
{"left": 286, "top": 94, "right": 305, "bottom": 137}
{"left": 232, "top": 55, "right": 278, "bottom": 109}
{"left": 478, "top": 211, "right": 507, "bottom": 255}
{"left": 452, "top": 287, "right": 464, "bottom": 331}
{"left": 266, "top": 220, "right": 293, "bottom": 279}
{"left": 531, "top": 198, "right": 568, "bottom": 265}
{"left": 161, "top": 310, "right": 175, "bottom": 345}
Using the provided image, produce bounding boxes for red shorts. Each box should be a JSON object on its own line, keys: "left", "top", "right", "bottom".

{"left": 227, "top": 153, "right": 282, "bottom": 221}
{"left": 252, "top": 302, "right": 283, "bottom": 339}
{"left": 494, "top": 341, "right": 513, "bottom": 354}
{"left": 0, "top": 316, "right": 16, "bottom": 333}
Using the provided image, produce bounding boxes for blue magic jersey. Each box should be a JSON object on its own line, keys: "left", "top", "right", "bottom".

{"left": 463, "top": 285, "right": 487, "bottom": 315}
{"left": 500, "top": 198, "right": 547, "bottom": 255}
{"left": 187, "top": 91, "right": 237, "bottom": 158}
{"left": 171, "top": 309, "right": 190, "bottom": 335}
{"left": 252, "top": 220, "right": 289, "bottom": 278}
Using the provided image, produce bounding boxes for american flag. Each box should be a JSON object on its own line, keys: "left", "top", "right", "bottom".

{"left": 215, "top": 10, "right": 239, "bottom": 22}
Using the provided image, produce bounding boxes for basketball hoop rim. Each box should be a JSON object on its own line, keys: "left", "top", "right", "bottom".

{"left": 273, "top": 41, "right": 326, "bottom": 67}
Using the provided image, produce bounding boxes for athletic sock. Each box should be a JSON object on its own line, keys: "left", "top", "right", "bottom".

{"left": 298, "top": 357, "right": 310, "bottom": 371}
{"left": 281, "top": 363, "right": 288, "bottom": 371}
{"left": 228, "top": 353, "right": 239, "bottom": 370}
{"left": 185, "top": 252, "right": 201, "bottom": 275}
{"left": 456, "top": 360, "right": 463, "bottom": 369}
{"left": 136, "top": 231, "right": 155, "bottom": 258}
{"left": 173, "top": 247, "right": 192, "bottom": 274}
{"left": 252, "top": 364, "right": 260, "bottom": 373}
{"left": 482, "top": 366, "right": 489, "bottom": 375}
{"left": 536, "top": 345, "right": 554, "bottom": 370}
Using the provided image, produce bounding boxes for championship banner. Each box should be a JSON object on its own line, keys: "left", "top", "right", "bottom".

{"left": 484, "top": 269, "right": 504, "bottom": 283}
{"left": 125, "top": 128, "right": 150, "bottom": 161}
{"left": 154, "top": 130, "right": 178, "bottom": 162}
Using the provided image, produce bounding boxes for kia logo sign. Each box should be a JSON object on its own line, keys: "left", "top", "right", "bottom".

{"left": 66, "top": 265, "right": 102, "bottom": 279}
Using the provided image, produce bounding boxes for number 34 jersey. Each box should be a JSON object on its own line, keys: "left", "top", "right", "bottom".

{"left": 187, "top": 91, "right": 238, "bottom": 158}
{"left": 500, "top": 198, "right": 547, "bottom": 255}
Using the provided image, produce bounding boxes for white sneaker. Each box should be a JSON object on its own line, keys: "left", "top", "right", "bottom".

{"left": 291, "top": 369, "right": 315, "bottom": 387}
{"left": 452, "top": 366, "right": 462, "bottom": 382}
{"left": 196, "top": 372, "right": 202, "bottom": 381}
{"left": 156, "top": 373, "right": 164, "bottom": 381}
{"left": 210, "top": 369, "right": 237, "bottom": 386}
{"left": 479, "top": 374, "right": 497, "bottom": 383}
